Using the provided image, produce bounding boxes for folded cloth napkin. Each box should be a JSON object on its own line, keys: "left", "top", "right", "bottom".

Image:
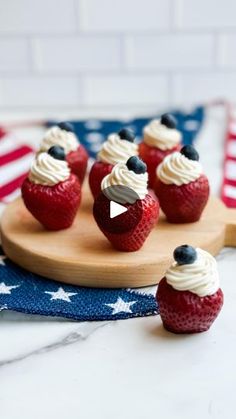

{"left": 0, "top": 247, "right": 158, "bottom": 320}
{"left": 0, "top": 106, "right": 204, "bottom": 321}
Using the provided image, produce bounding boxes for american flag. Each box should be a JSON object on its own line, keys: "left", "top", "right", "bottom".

{"left": 222, "top": 110, "right": 236, "bottom": 208}
{"left": 0, "top": 129, "right": 34, "bottom": 207}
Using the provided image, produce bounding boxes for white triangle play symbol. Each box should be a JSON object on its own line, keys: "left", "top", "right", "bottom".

{"left": 110, "top": 201, "right": 128, "bottom": 219}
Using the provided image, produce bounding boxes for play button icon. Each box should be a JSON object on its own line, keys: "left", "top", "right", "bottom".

{"left": 110, "top": 201, "right": 127, "bottom": 219}
{"left": 93, "top": 185, "right": 143, "bottom": 234}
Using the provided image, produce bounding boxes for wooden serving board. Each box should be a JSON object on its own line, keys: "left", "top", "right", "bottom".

{"left": 1, "top": 184, "right": 236, "bottom": 288}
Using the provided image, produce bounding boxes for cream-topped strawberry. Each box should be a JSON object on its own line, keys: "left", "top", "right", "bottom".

{"left": 22, "top": 146, "right": 81, "bottom": 230}
{"left": 89, "top": 128, "right": 138, "bottom": 199}
{"left": 40, "top": 122, "right": 88, "bottom": 184}
{"left": 155, "top": 145, "right": 210, "bottom": 223}
{"left": 157, "top": 245, "right": 224, "bottom": 334}
{"left": 93, "top": 156, "right": 159, "bottom": 251}
{"left": 139, "top": 113, "right": 182, "bottom": 188}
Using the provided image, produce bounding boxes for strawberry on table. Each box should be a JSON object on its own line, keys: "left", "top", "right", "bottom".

{"left": 139, "top": 113, "right": 181, "bottom": 189}
{"left": 155, "top": 145, "right": 210, "bottom": 223}
{"left": 39, "top": 121, "right": 88, "bottom": 184}
{"left": 22, "top": 146, "right": 81, "bottom": 230}
{"left": 93, "top": 156, "right": 159, "bottom": 252}
{"left": 157, "top": 245, "right": 224, "bottom": 334}
{"left": 89, "top": 128, "right": 138, "bottom": 199}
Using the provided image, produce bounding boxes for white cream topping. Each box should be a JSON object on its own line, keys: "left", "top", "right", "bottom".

{"left": 29, "top": 152, "right": 70, "bottom": 186}
{"left": 101, "top": 162, "right": 148, "bottom": 204}
{"left": 40, "top": 126, "right": 79, "bottom": 155}
{"left": 157, "top": 151, "right": 203, "bottom": 186}
{"left": 143, "top": 119, "right": 181, "bottom": 151}
{"left": 97, "top": 133, "right": 138, "bottom": 165}
{"left": 166, "top": 248, "right": 220, "bottom": 297}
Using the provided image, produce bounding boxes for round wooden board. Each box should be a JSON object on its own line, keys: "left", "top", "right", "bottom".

{"left": 1, "top": 184, "right": 236, "bottom": 288}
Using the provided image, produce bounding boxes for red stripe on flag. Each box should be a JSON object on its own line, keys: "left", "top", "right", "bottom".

{"left": 221, "top": 108, "right": 236, "bottom": 208}
{"left": 223, "top": 196, "right": 236, "bottom": 208}
{"left": 0, "top": 145, "right": 33, "bottom": 167}
{"left": 0, "top": 172, "right": 28, "bottom": 200}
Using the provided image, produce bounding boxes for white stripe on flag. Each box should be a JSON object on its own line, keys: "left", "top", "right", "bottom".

{"left": 225, "top": 160, "right": 236, "bottom": 181}
{"left": 229, "top": 121, "right": 236, "bottom": 134}
{"left": 0, "top": 134, "right": 18, "bottom": 156}
{"left": 0, "top": 153, "right": 34, "bottom": 186}
{"left": 224, "top": 184, "right": 236, "bottom": 199}
{"left": 227, "top": 141, "right": 236, "bottom": 158}
{"left": 3, "top": 188, "right": 21, "bottom": 203}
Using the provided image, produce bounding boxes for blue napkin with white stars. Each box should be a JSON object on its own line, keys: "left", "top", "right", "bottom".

{"left": 0, "top": 247, "right": 157, "bottom": 320}
{"left": 1, "top": 106, "right": 204, "bottom": 321}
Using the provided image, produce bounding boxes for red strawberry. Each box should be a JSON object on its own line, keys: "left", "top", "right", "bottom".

{"left": 21, "top": 174, "right": 81, "bottom": 230}
{"left": 155, "top": 174, "right": 209, "bottom": 223}
{"left": 139, "top": 142, "right": 181, "bottom": 189}
{"left": 89, "top": 161, "right": 114, "bottom": 199}
{"left": 67, "top": 144, "right": 88, "bottom": 184}
{"left": 157, "top": 277, "right": 224, "bottom": 334}
{"left": 93, "top": 192, "right": 159, "bottom": 251}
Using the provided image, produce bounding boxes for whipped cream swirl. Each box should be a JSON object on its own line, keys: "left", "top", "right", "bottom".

{"left": 143, "top": 119, "right": 181, "bottom": 150}
{"left": 157, "top": 151, "right": 202, "bottom": 186}
{"left": 166, "top": 248, "right": 220, "bottom": 297}
{"left": 101, "top": 162, "right": 148, "bottom": 204}
{"left": 29, "top": 152, "right": 70, "bottom": 186}
{"left": 97, "top": 133, "right": 138, "bottom": 165}
{"left": 40, "top": 126, "right": 79, "bottom": 155}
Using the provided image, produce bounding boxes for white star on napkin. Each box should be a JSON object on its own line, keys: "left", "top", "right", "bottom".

{"left": 105, "top": 297, "right": 137, "bottom": 315}
{"left": 0, "top": 282, "right": 20, "bottom": 295}
{"left": 45, "top": 287, "right": 77, "bottom": 303}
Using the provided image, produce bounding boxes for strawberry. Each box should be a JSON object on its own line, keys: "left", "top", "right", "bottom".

{"left": 155, "top": 174, "right": 209, "bottom": 223}
{"left": 157, "top": 277, "right": 224, "bottom": 334}
{"left": 139, "top": 142, "right": 181, "bottom": 189}
{"left": 22, "top": 174, "right": 81, "bottom": 230}
{"left": 67, "top": 144, "right": 88, "bottom": 185}
{"left": 89, "top": 161, "right": 114, "bottom": 199}
{"left": 93, "top": 191, "right": 159, "bottom": 251}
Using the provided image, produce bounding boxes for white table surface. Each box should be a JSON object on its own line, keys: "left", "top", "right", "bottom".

{"left": 0, "top": 104, "right": 235, "bottom": 419}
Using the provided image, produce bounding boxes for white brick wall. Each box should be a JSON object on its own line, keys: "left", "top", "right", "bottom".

{"left": 79, "top": 0, "right": 170, "bottom": 32}
{"left": 84, "top": 75, "right": 168, "bottom": 106}
{"left": 0, "top": 0, "right": 236, "bottom": 111}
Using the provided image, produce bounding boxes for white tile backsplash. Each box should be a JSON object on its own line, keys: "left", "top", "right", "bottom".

{"left": 218, "top": 34, "right": 236, "bottom": 68}
{"left": 79, "top": 0, "right": 170, "bottom": 32}
{"left": 0, "top": 39, "right": 30, "bottom": 72}
{"left": 172, "top": 73, "right": 236, "bottom": 105}
{"left": 33, "top": 36, "right": 122, "bottom": 73}
{"left": 126, "top": 34, "right": 214, "bottom": 70}
{"left": 176, "top": 0, "right": 236, "bottom": 29}
{"left": 0, "top": 0, "right": 77, "bottom": 34}
{"left": 0, "top": 77, "right": 80, "bottom": 107}
{"left": 84, "top": 74, "right": 168, "bottom": 106}
{"left": 0, "top": 0, "right": 236, "bottom": 110}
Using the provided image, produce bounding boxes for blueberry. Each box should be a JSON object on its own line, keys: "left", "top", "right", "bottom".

{"left": 118, "top": 128, "right": 135, "bottom": 142}
{"left": 174, "top": 245, "right": 197, "bottom": 265}
{"left": 58, "top": 121, "right": 74, "bottom": 132}
{"left": 126, "top": 156, "right": 147, "bottom": 174}
{"left": 48, "top": 145, "right": 66, "bottom": 161}
{"left": 160, "top": 113, "right": 177, "bottom": 129}
{"left": 181, "top": 145, "right": 199, "bottom": 161}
